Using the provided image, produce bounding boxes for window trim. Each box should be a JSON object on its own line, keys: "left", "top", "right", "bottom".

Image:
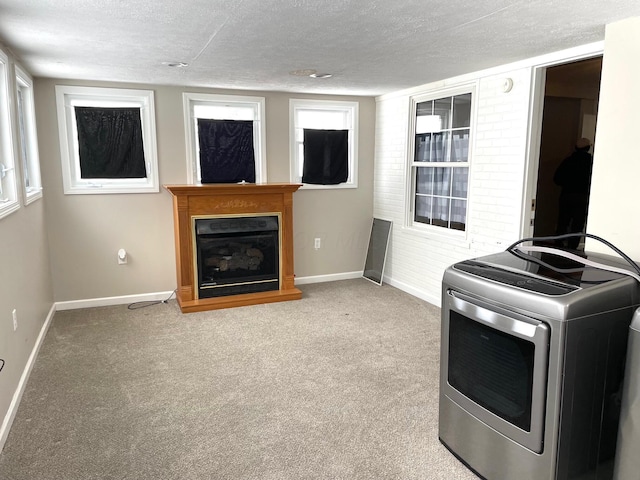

{"left": 0, "top": 48, "right": 19, "bottom": 220}
{"left": 15, "top": 64, "right": 42, "bottom": 205}
{"left": 182, "top": 92, "right": 266, "bottom": 185}
{"left": 406, "top": 83, "right": 477, "bottom": 237}
{"left": 289, "top": 98, "right": 358, "bottom": 190}
{"left": 55, "top": 85, "right": 159, "bottom": 194}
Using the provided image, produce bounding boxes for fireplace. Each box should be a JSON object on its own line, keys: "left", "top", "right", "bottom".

{"left": 164, "top": 183, "right": 301, "bottom": 313}
{"left": 195, "top": 215, "right": 280, "bottom": 299}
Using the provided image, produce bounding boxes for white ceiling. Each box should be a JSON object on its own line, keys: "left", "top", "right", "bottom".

{"left": 1, "top": 0, "right": 639, "bottom": 96}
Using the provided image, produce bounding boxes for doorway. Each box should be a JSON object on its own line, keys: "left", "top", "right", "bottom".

{"left": 531, "top": 57, "right": 602, "bottom": 245}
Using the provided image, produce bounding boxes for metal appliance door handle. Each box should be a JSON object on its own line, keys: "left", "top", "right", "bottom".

{"left": 448, "top": 289, "right": 547, "bottom": 341}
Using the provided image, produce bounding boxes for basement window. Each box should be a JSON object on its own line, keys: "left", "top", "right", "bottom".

{"left": 0, "top": 48, "right": 19, "bottom": 219}
{"left": 289, "top": 99, "right": 358, "bottom": 189}
{"left": 408, "top": 86, "right": 475, "bottom": 234}
{"left": 15, "top": 65, "right": 43, "bottom": 204}
{"left": 55, "top": 85, "right": 159, "bottom": 194}
{"left": 182, "top": 93, "right": 266, "bottom": 184}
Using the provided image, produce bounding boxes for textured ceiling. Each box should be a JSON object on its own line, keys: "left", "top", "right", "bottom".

{"left": 0, "top": 0, "right": 639, "bottom": 96}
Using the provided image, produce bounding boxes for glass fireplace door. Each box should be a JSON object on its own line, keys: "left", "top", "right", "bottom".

{"left": 194, "top": 215, "right": 280, "bottom": 299}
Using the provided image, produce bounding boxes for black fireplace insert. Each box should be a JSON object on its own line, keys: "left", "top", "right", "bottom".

{"left": 194, "top": 215, "right": 280, "bottom": 299}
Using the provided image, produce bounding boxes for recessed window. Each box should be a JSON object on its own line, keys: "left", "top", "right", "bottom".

{"left": 55, "top": 85, "right": 159, "bottom": 194}
{"left": 0, "top": 48, "right": 19, "bottom": 219}
{"left": 290, "top": 99, "right": 358, "bottom": 189}
{"left": 409, "top": 87, "right": 474, "bottom": 233}
{"left": 15, "top": 65, "right": 42, "bottom": 204}
{"left": 182, "top": 93, "right": 266, "bottom": 184}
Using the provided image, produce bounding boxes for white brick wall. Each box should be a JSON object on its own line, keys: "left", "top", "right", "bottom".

{"left": 374, "top": 68, "right": 533, "bottom": 306}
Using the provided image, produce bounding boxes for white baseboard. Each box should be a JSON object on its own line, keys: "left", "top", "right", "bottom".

{"left": 294, "top": 271, "right": 363, "bottom": 285}
{"left": 0, "top": 303, "right": 56, "bottom": 453}
{"left": 55, "top": 290, "right": 176, "bottom": 311}
{"left": 295, "top": 271, "right": 442, "bottom": 309}
{"left": 383, "top": 275, "right": 441, "bottom": 308}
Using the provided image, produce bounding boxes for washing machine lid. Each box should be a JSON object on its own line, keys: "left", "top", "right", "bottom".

{"left": 453, "top": 249, "right": 633, "bottom": 293}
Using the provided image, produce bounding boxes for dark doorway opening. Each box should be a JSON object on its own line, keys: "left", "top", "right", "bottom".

{"left": 533, "top": 57, "right": 602, "bottom": 248}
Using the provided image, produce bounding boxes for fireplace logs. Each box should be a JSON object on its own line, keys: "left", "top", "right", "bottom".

{"left": 203, "top": 243, "right": 265, "bottom": 272}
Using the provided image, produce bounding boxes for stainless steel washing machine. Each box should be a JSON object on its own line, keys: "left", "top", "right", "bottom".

{"left": 439, "top": 248, "right": 640, "bottom": 480}
{"left": 613, "top": 308, "right": 640, "bottom": 479}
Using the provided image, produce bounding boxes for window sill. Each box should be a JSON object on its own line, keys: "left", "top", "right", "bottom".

{"left": 24, "top": 188, "right": 43, "bottom": 205}
{"left": 0, "top": 200, "right": 20, "bottom": 221}
{"left": 298, "top": 182, "right": 358, "bottom": 191}
{"left": 402, "top": 223, "right": 471, "bottom": 249}
{"left": 63, "top": 183, "right": 159, "bottom": 195}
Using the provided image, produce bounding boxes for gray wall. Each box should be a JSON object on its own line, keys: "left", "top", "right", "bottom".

{"left": 34, "top": 79, "right": 376, "bottom": 302}
{"left": 0, "top": 199, "right": 53, "bottom": 443}
{"left": 0, "top": 49, "right": 54, "bottom": 446}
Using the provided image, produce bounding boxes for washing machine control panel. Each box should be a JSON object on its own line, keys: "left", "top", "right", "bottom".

{"left": 454, "top": 260, "right": 578, "bottom": 295}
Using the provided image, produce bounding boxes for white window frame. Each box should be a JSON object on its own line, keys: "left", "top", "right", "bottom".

{"left": 406, "top": 84, "right": 476, "bottom": 237}
{"left": 15, "top": 65, "right": 42, "bottom": 204}
{"left": 0, "top": 48, "right": 19, "bottom": 219}
{"left": 55, "top": 85, "right": 159, "bottom": 194}
{"left": 289, "top": 99, "right": 358, "bottom": 189}
{"left": 182, "top": 93, "right": 266, "bottom": 184}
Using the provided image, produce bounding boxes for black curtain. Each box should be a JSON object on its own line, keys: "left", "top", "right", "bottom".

{"left": 198, "top": 119, "right": 256, "bottom": 183}
{"left": 302, "top": 129, "right": 348, "bottom": 185}
{"left": 74, "top": 107, "right": 147, "bottom": 179}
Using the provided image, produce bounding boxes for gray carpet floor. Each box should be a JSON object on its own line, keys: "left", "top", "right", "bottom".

{"left": 0, "top": 279, "right": 478, "bottom": 479}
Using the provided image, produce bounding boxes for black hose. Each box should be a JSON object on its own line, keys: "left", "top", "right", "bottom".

{"left": 506, "top": 233, "right": 640, "bottom": 277}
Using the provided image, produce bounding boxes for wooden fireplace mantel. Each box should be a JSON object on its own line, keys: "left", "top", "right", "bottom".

{"left": 164, "top": 183, "right": 302, "bottom": 313}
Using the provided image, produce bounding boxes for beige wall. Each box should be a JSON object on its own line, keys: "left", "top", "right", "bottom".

{"left": 0, "top": 49, "right": 54, "bottom": 447}
{"left": 586, "top": 17, "right": 640, "bottom": 258}
{"left": 0, "top": 200, "right": 53, "bottom": 445}
{"left": 34, "top": 79, "right": 376, "bottom": 302}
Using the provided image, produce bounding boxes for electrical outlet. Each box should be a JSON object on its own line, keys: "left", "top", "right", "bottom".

{"left": 314, "top": 238, "right": 321, "bottom": 249}
{"left": 12, "top": 309, "right": 17, "bottom": 331}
